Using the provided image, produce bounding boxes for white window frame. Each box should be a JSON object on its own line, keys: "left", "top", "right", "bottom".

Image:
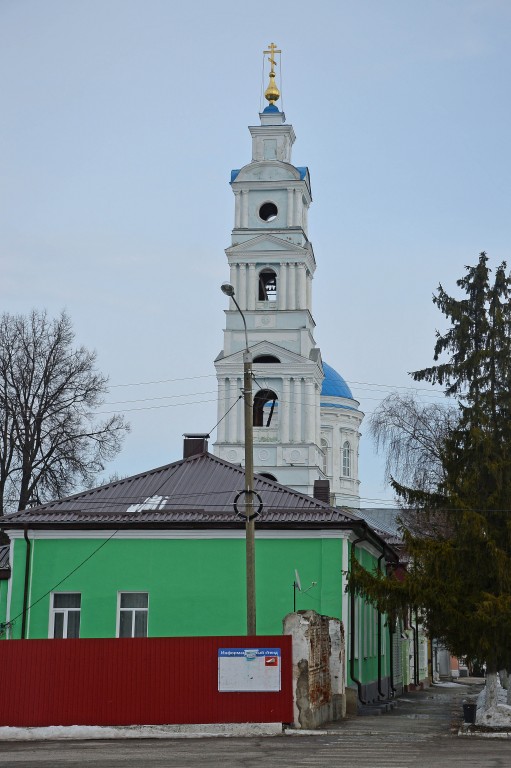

{"left": 321, "top": 437, "right": 329, "bottom": 476}
{"left": 116, "top": 591, "right": 149, "bottom": 638}
{"left": 49, "top": 592, "right": 81, "bottom": 639}
{"left": 342, "top": 441, "right": 351, "bottom": 477}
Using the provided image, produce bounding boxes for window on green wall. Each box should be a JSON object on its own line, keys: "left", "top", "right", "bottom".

{"left": 50, "top": 593, "right": 81, "bottom": 638}
{"left": 117, "top": 592, "right": 148, "bottom": 638}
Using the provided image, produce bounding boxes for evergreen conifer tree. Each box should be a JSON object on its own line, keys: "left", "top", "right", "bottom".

{"left": 350, "top": 254, "right": 511, "bottom": 708}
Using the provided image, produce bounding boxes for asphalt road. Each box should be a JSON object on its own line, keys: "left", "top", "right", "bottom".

{"left": 1, "top": 681, "right": 510, "bottom": 767}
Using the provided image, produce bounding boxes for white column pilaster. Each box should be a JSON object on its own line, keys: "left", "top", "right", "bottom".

{"left": 281, "top": 378, "right": 290, "bottom": 443}
{"left": 248, "top": 264, "right": 256, "bottom": 310}
{"left": 294, "top": 189, "right": 301, "bottom": 225}
{"left": 287, "top": 188, "right": 293, "bottom": 227}
{"left": 288, "top": 263, "right": 296, "bottom": 310}
{"left": 237, "top": 377, "right": 244, "bottom": 444}
{"left": 217, "top": 378, "right": 227, "bottom": 443}
{"left": 306, "top": 272, "right": 312, "bottom": 313}
{"left": 316, "top": 385, "right": 322, "bottom": 446}
{"left": 229, "top": 263, "right": 237, "bottom": 312}
{"left": 234, "top": 191, "right": 241, "bottom": 228}
{"left": 292, "top": 377, "right": 302, "bottom": 442}
{"left": 279, "top": 263, "right": 287, "bottom": 310}
{"left": 239, "top": 263, "right": 247, "bottom": 310}
{"left": 228, "top": 378, "right": 238, "bottom": 443}
{"left": 297, "top": 264, "right": 306, "bottom": 309}
{"left": 305, "top": 378, "right": 315, "bottom": 443}
{"left": 241, "top": 190, "right": 249, "bottom": 227}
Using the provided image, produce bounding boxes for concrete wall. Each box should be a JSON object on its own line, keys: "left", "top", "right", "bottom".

{"left": 284, "top": 610, "right": 345, "bottom": 729}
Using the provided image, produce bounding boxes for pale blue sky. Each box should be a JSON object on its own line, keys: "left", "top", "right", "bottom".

{"left": 1, "top": 0, "right": 510, "bottom": 506}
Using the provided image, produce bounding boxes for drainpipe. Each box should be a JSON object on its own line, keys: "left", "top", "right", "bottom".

{"left": 350, "top": 529, "right": 367, "bottom": 706}
{"left": 21, "top": 525, "right": 31, "bottom": 639}
{"left": 409, "top": 608, "right": 420, "bottom": 686}
{"left": 388, "top": 619, "right": 397, "bottom": 696}
{"left": 377, "top": 550, "right": 386, "bottom": 700}
{"left": 414, "top": 609, "right": 420, "bottom": 686}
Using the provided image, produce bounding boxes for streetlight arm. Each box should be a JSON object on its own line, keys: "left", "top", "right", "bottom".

{"left": 231, "top": 295, "right": 249, "bottom": 355}
{"left": 221, "top": 283, "right": 250, "bottom": 355}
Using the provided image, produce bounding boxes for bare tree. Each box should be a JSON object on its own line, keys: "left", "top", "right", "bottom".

{"left": 369, "top": 391, "right": 457, "bottom": 492}
{"left": 0, "top": 310, "right": 129, "bottom": 514}
{"left": 369, "top": 392, "right": 459, "bottom": 538}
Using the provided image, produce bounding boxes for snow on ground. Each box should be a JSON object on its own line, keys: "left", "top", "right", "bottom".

{"left": 434, "top": 681, "right": 461, "bottom": 688}
{"left": 476, "top": 680, "right": 511, "bottom": 728}
{"left": 0, "top": 723, "right": 282, "bottom": 741}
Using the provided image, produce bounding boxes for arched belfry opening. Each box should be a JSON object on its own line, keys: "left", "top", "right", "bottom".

{"left": 253, "top": 354, "right": 280, "bottom": 364}
{"left": 259, "top": 269, "right": 277, "bottom": 301}
{"left": 253, "top": 389, "right": 278, "bottom": 427}
{"left": 258, "top": 472, "right": 278, "bottom": 482}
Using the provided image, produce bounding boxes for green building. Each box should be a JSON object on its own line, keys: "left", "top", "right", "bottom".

{"left": 1, "top": 441, "right": 400, "bottom": 704}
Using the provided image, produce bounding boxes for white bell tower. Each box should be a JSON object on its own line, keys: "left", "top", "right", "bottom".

{"left": 214, "top": 46, "right": 363, "bottom": 505}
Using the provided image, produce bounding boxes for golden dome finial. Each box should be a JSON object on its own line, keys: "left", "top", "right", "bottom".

{"left": 264, "top": 42, "right": 281, "bottom": 106}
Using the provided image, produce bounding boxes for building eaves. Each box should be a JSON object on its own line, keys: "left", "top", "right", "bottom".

{"left": 0, "top": 453, "right": 397, "bottom": 559}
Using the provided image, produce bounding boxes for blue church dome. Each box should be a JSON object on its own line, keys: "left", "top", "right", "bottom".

{"left": 321, "top": 362, "right": 354, "bottom": 400}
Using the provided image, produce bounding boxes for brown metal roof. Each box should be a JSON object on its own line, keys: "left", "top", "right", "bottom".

{"left": 1, "top": 453, "right": 394, "bottom": 555}
{"left": 2, "top": 452, "right": 359, "bottom": 523}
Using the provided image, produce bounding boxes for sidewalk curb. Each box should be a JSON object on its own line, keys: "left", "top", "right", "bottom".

{"left": 458, "top": 725, "right": 511, "bottom": 740}
{"left": 0, "top": 723, "right": 283, "bottom": 742}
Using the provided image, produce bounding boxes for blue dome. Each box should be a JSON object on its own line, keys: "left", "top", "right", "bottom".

{"left": 321, "top": 362, "right": 354, "bottom": 399}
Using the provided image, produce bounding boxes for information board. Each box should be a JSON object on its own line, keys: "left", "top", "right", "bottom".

{"left": 218, "top": 647, "right": 281, "bottom": 692}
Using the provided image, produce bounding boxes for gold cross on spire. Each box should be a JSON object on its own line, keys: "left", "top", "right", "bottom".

{"left": 263, "top": 42, "right": 281, "bottom": 106}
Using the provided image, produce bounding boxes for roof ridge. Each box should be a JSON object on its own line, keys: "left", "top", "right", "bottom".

{"left": 3, "top": 451, "right": 362, "bottom": 523}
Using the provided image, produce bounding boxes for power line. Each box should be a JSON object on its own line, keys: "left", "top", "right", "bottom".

{"left": 106, "top": 370, "right": 450, "bottom": 399}
{"left": 207, "top": 395, "right": 243, "bottom": 436}
{"left": 94, "top": 390, "right": 452, "bottom": 416}
{"left": 95, "top": 397, "right": 218, "bottom": 415}
{"left": 104, "top": 389, "right": 217, "bottom": 406}
{"left": 12, "top": 489, "right": 511, "bottom": 515}
{"left": 108, "top": 374, "right": 216, "bottom": 389}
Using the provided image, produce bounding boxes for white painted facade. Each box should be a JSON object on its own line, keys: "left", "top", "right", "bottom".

{"left": 214, "top": 105, "right": 363, "bottom": 507}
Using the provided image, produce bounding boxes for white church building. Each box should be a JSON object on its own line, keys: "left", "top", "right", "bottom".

{"left": 213, "top": 52, "right": 363, "bottom": 508}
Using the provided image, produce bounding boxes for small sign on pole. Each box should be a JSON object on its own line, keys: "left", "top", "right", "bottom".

{"left": 218, "top": 648, "right": 282, "bottom": 692}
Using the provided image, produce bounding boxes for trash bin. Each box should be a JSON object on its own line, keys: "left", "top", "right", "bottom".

{"left": 463, "top": 703, "right": 477, "bottom": 723}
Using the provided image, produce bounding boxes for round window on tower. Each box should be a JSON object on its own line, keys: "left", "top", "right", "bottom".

{"left": 259, "top": 202, "right": 278, "bottom": 222}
